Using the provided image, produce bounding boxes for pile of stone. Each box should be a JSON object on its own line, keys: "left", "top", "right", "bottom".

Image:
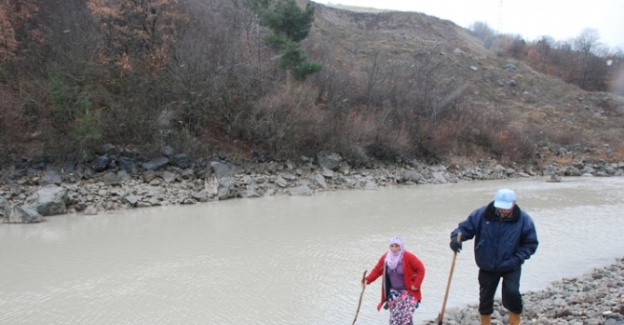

{"left": 431, "top": 257, "right": 624, "bottom": 325}
{"left": 1, "top": 147, "right": 624, "bottom": 222}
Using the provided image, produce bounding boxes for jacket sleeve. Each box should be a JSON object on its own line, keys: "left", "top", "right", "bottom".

{"left": 451, "top": 206, "right": 485, "bottom": 241}
{"left": 365, "top": 254, "right": 386, "bottom": 284}
{"left": 516, "top": 213, "right": 539, "bottom": 262}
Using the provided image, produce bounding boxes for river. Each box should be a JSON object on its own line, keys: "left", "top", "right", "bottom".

{"left": 1, "top": 176, "right": 622, "bottom": 324}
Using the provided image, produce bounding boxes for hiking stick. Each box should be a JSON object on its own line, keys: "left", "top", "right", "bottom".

{"left": 352, "top": 270, "right": 368, "bottom": 325}
{"left": 438, "top": 233, "right": 462, "bottom": 325}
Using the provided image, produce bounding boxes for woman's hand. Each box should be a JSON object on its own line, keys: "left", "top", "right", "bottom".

{"left": 411, "top": 284, "right": 419, "bottom": 291}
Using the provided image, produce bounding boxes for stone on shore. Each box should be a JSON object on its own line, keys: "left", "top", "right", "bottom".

{"left": 430, "top": 258, "right": 624, "bottom": 325}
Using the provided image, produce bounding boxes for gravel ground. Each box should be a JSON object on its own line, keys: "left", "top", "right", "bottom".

{"left": 428, "top": 257, "right": 624, "bottom": 325}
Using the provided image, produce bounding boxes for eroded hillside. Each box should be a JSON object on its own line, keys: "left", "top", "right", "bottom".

{"left": 307, "top": 3, "right": 624, "bottom": 163}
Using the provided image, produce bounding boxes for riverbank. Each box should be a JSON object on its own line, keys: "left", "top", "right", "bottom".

{"left": 2, "top": 150, "right": 623, "bottom": 223}
{"left": 429, "top": 257, "right": 624, "bottom": 325}
{"left": 0, "top": 155, "right": 621, "bottom": 324}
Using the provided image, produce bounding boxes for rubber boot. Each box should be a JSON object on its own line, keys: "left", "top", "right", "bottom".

{"left": 480, "top": 314, "right": 491, "bottom": 325}
{"left": 508, "top": 312, "right": 521, "bottom": 325}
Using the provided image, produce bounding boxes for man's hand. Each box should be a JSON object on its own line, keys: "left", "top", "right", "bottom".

{"left": 450, "top": 236, "right": 462, "bottom": 253}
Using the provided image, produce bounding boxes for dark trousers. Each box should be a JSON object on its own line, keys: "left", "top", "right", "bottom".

{"left": 478, "top": 268, "right": 523, "bottom": 315}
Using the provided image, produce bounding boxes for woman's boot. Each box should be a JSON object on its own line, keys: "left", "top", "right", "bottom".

{"left": 508, "top": 312, "right": 521, "bottom": 325}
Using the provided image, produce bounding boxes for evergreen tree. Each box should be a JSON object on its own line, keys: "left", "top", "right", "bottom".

{"left": 250, "top": 0, "right": 321, "bottom": 80}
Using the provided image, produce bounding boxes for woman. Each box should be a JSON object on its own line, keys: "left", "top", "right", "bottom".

{"left": 364, "top": 236, "right": 426, "bottom": 325}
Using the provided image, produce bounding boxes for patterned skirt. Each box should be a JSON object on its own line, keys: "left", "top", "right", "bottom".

{"left": 387, "top": 289, "right": 420, "bottom": 325}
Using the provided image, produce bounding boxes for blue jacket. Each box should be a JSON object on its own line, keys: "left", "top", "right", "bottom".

{"left": 451, "top": 202, "right": 538, "bottom": 272}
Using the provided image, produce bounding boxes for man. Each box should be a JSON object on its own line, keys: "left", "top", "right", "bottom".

{"left": 449, "top": 188, "right": 538, "bottom": 325}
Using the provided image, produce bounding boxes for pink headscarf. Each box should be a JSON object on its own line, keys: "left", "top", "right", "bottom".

{"left": 385, "top": 236, "right": 405, "bottom": 271}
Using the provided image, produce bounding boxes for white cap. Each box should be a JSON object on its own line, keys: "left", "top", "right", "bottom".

{"left": 494, "top": 188, "right": 516, "bottom": 209}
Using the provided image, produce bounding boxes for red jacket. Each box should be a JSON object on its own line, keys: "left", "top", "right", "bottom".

{"left": 365, "top": 251, "right": 426, "bottom": 311}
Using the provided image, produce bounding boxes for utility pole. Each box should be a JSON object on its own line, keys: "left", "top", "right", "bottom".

{"left": 498, "top": 0, "right": 503, "bottom": 34}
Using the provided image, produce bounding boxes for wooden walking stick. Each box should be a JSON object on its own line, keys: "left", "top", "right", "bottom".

{"left": 438, "top": 233, "right": 462, "bottom": 325}
{"left": 352, "top": 270, "right": 368, "bottom": 325}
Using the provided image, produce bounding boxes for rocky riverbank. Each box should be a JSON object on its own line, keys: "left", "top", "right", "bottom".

{"left": 1, "top": 148, "right": 624, "bottom": 223}
{"left": 2, "top": 150, "right": 624, "bottom": 325}
{"left": 430, "top": 257, "right": 624, "bottom": 325}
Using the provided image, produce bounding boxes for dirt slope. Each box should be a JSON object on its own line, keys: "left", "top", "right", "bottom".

{"left": 307, "top": 3, "right": 624, "bottom": 161}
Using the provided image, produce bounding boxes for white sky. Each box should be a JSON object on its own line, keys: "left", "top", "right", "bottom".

{"left": 313, "top": 0, "right": 624, "bottom": 51}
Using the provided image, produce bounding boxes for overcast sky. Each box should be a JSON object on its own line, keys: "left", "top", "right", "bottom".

{"left": 312, "top": 0, "right": 624, "bottom": 51}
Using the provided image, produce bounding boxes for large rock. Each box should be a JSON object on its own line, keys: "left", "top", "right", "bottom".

{"left": 41, "top": 170, "right": 62, "bottom": 185}
{"left": 32, "top": 184, "right": 67, "bottom": 216}
{"left": 142, "top": 157, "right": 169, "bottom": 171}
{"left": 289, "top": 184, "right": 312, "bottom": 196}
{"left": 102, "top": 172, "right": 122, "bottom": 186}
{"left": 0, "top": 196, "right": 8, "bottom": 217}
{"left": 4, "top": 205, "right": 43, "bottom": 223}
{"left": 208, "top": 161, "right": 237, "bottom": 200}
{"left": 313, "top": 172, "right": 327, "bottom": 189}
{"left": 316, "top": 151, "right": 342, "bottom": 170}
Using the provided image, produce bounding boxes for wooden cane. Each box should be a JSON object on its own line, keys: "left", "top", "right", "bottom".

{"left": 352, "top": 270, "right": 368, "bottom": 325}
{"left": 438, "top": 233, "right": 462, "bottom": 325}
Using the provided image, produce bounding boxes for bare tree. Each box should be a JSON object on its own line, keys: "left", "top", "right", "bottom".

{"left": 572, "top": 28, "right": 600, "bottom": 89}
{"left": 469, "top": 21, "right": 496, "bottom": 47}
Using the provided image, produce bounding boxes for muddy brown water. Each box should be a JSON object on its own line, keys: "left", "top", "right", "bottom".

{"left": 1, "top": 176, "right": 623, "bottom": 324}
